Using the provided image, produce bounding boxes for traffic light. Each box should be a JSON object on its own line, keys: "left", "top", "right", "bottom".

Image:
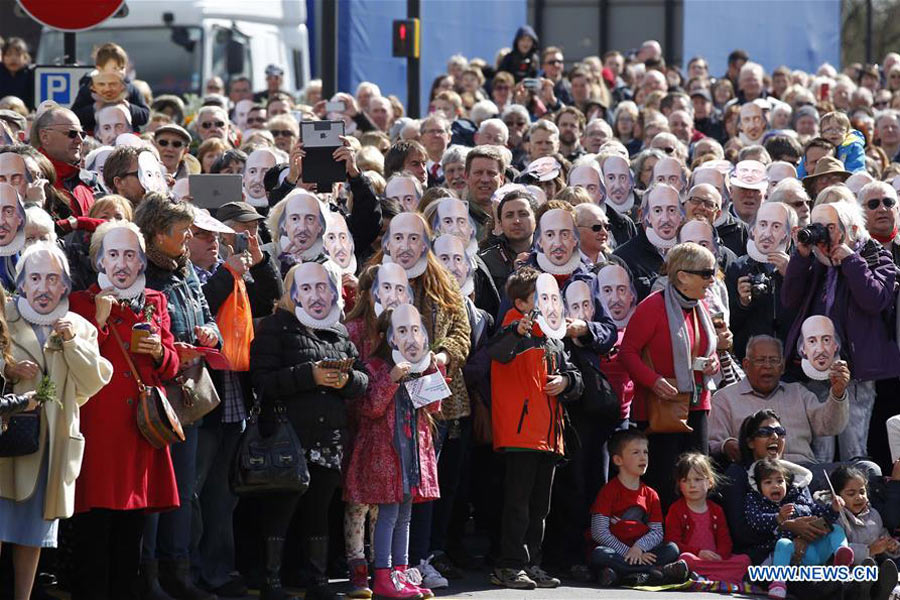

{"left": 392, "top": 18, "right": 419, "bottom": 58}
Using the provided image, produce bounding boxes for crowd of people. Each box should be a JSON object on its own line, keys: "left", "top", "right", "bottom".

{"left": 3, "top": 24, "right": 900, "bottom": 600}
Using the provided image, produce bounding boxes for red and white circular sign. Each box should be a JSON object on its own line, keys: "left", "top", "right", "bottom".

{"left": 17, "top": 0, "right": 126, "bottom": 32}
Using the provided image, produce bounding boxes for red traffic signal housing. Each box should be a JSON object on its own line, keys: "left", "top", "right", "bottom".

{"left": 392, "top": 19, "right": 420, "bottom": 58}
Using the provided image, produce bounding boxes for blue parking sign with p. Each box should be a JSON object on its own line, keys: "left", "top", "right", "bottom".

{"left": 34, "top": 66, "right": 93, "bottom": 107}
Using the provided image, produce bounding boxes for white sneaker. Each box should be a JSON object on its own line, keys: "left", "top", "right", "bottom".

{"left": 417, "top": 556, "right": 449, "bottom": 589}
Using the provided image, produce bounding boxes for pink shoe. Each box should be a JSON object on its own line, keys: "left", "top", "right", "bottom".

{"left": 394, "top": 565, "right": 432, "bottom": 599}
{"left": 768, "top": 581, "right": 787, "bottom": 599}
{"left": 833, "top": 546, "right": 854, "bottom": 566}
{"left": 372, "top": 568, "right": 421, "bottom": 599}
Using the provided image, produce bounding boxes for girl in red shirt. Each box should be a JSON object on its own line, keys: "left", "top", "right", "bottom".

{"left": 665, "top": 453, "right": 751, "bottom": 585}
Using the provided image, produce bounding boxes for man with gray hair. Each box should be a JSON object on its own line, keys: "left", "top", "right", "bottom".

{"left": 875, "top": 109, "right": 900, "bottom": 162}
{"left": 858, "top": 180, "right": 900, "bottom": 265}
{"left": 782, "top": 200, "right": 900, "bottom": 470}
{"left": 582, "top": 118, "right": 613, "bottom": 154}
{"left": 769, "top": 178, "right": 811, "bottom": 226}
{"left": 32, "top": 105, "right": 101, "bottom": 216}
{"left": 474, "top": 118, "right": 509, "bottom": 147}
{"left": 737, "top": 61, "right": 766, "bottom": 103}
{"left": 421, "top": 114, "right": 451, "bottom": 184}
{"left": 526, "top": 120, "right": 560, "bottom": 164}
{"left": 195, "top": 105, "right": 231, "bottom": 143}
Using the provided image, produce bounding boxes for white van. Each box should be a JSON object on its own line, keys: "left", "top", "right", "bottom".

{"left": 36, "top": 0, "right": 311, "bottom": 98}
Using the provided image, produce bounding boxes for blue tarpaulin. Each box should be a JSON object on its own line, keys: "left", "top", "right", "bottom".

{"left": 336, "top": 0, "right": 526, "bottom": 116}
{"left": 682, "top": 0, "right": 841, "bottom": 76}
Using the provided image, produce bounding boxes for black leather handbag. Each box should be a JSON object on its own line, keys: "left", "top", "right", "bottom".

{"left": 230, "top": 402, "right": 310, "bottom": 497}
{"left": 0, "top": 411, "right": 39, "bottom": 457}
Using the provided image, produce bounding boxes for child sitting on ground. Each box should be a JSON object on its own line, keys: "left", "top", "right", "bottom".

{"left": 589, "top": 428, "right": 690, "bottom": 587}
{"left": 665, "top": 453, "right": 751, "bottom": 586}
{"left": 744, "top": 458, "right": 850, "bottom": 599}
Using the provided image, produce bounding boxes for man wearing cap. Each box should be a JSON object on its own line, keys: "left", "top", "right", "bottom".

{"left": 730, "top": 159, "right": 769, "bottom": 224}
{"left": 153, "top": 124, "right": 194, "bottom": 180}
{"left": 217, "top": 201, "right": 284, "bottom": 315}
{"left": 691, "top": 89, "right": 725, "bottom": 143}
{"left": 802, "top": 156, "right": 851, "bottom": 200}
{"left": 254, "top": 65, "right": 293, "bottom": 104}
{"left": 186, "top": 208, "right": 280, "bottom": 595}
{"left": 0, "top": 109, "right": 27, "bottom": 143}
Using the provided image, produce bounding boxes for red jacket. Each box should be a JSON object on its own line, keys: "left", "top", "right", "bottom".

{"left": 69, "top": 286, "right": 180, "bottom": 513}
{"left": 664, "top": 497, "right": 734, "bottom": 558}
{"left": 488, "top": 308, "right": 583, "bottom": 454}
{"left": 619, "top": 291, "right": 712, "bottom": 422}
{"left": 343, "top": 356, "right": 441, "bottom": 505}
{"left": 40, "top": 149, "right": 95, "bottom": 217}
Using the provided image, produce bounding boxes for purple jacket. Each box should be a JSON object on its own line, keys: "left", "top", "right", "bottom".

{"left": 782, "top": 240, "right": 900, "bottom": 381}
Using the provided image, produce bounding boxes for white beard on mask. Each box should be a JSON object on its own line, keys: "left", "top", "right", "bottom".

{"left": 17, "top": 295, "right": 69, "bottom": 326}
{"left": 392, "top": 349, "right": 432, "bottom": 373}
{"left": 646, "top": 227, "right": 677, "bottom": 250}
{"left": 98, "top": 272, "right": 146, "bottom": 300}
{"left": 0, "top": 230, "right": 25, "bottom": 257}
{"left": 536, "top": 250, "right": 582, "bottom": 275}
{"left": 802, "top": 358, "right": 831, "bottom": 380}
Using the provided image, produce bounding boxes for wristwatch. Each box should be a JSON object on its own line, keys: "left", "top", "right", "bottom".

{"left": 67, "top": 216, "right": 78, "bottom": 231}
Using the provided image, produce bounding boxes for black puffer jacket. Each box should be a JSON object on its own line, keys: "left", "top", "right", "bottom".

{"left": 249, "top": 308, "right": 368, "bottom": 467}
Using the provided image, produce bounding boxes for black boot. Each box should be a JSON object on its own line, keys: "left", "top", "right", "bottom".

{"left": 305, "top": 536, "right": 338, "bottom": 600}
{"left": 261, "top": 537, "right": 299, "bottom": 600}
{"left": 139, "top": 560, "right": 176, "bottom": 600}
{"left": 159, "top": 558, "right": 217, "bottom": 600}
{"left": 872, "top": 557, "right": 898, "bottom": 600}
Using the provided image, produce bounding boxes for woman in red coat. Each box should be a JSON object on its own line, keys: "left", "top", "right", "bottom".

{"left": 67, "top": 221, "right": 180, "bottom": 600}
{"left": 620, "top": 242, "right": 719, "bottom": 510}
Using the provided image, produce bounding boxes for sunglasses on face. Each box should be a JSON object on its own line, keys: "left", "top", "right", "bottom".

{"left": 156, "top": 139, "right": 184, "bottom": 149}
{"left": 49, "top": 126, "right": 85, "bottom": 140}
{"left": 270, "top": 129, "right": 294, "bottom": 138}
{"left": 754, "top": 425, "right": 786, "bottom": 438}
{"left": 247, "top": 117, "right": 267, "bottom": 125}
{"left": 580, "top": 223, "right": 608, "bottom": 232}
{"left": 687, "top": 196, "right": 718, "bottom": 210}
{"left": 866, "top": 196, "right": 897, "bottom": 210}
{"left": 201, "top": 120, "right": 226, "bottom": 129}
{"left": 681, "top": 268, "right": 715, "bottom": 279}
{"left": 545, "top": 59, "right": 563, "bottom": 66}
{"left": 662, "top": 146, "right": 675, "bottom": 154}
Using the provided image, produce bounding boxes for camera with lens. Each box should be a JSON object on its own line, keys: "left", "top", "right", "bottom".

{"left": 796, "top": 222, "right": 831, "bottom": 248}
{"left": 749, "top": 272, "right": 772, "bottom": 300}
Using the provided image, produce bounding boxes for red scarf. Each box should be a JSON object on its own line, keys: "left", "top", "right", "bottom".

{"left": 39, "top": 148, "right": 93, "bottom": 216}
{"left": 872, "top": 226, "right": 898, "bottom": 246}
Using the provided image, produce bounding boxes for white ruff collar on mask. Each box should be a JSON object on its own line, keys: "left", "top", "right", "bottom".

{"left": 294, "top": 303, "right": 341, "bottom": 330}
{"left": 537, "top": 314, "right": 567, "bottom": 340}
{"left": 460, "top": 276, "right": 474, "bottom": 297}
{"left": 646, "top": 227, "right": 677, "bottom": 250}
{"left": 747, "top": 239, "right": 778, "bottom": 263}
{"left": 98, "top": 272, "right": 146, "bottom": 300}
{"left": 0, "top": 230, "right": 25, "bottom": 257}
{"left": 246, "top": 193, "right": 268, "bottom": 208}
{"left": 611, "top": 309, "right": 634, "bottom": 329}
{"left": 802, "top": 358, "right": 831, "bottom": 381}
{"left": 392, "top": 349, "right": 432, "bottom": 374}
{"left": 383, "top": 253, "right": 428, "bottom": 279}
{"left": 281, "top": 236, "right": 324, "bottom": 263}
{"left": 607, "top": 192, "right": 635, "bottom": 215}
{"left": 17, "top": 296, "right": 69, "bottom": 326}
{"left": 536, "top": 250, "right": 582, "bottom": 276}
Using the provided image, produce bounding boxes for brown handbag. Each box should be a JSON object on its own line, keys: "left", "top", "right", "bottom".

{"left": 641, "top": 307, "right": 700, "bottom": 435}
{"left": 111, "top": 325, "right": 185, "bottom": 448}
{"left": 164, "top": 360, "right": 221, "bottom": 427}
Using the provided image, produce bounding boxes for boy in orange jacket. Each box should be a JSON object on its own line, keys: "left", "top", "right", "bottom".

{"left": 488, "top": 266, "right": 584, "bottom": 590}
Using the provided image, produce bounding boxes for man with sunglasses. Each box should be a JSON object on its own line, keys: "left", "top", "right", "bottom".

{"left": 33, "top": 105, "right": 100, "bottom": 217}
{"left": 153, "top": 124, "right": 192, "bottom": 179}
{"left": 540, "top": 46, "right": 573, "bottom": 106}
{"left": 195, "top": 106, "right": 232, "bottom": 145}
{"left": 858, "top": 180, "right": 900, "bottom": 265}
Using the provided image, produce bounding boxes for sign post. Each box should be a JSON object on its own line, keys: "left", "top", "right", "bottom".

{"left": 33, "top": 66, "right": 94, "bottom": 107}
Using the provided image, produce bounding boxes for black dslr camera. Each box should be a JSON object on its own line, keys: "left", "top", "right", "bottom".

{"left": 796, "top": 222, "right": 831, "bottom": 249}
{"left": 749, "top": 272, "right": 772, "bottom": 300}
